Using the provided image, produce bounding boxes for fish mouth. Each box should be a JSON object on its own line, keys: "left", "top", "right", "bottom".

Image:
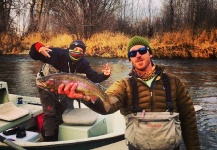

{"left": 36, "top": 80, "right": 47, "bottom": 89}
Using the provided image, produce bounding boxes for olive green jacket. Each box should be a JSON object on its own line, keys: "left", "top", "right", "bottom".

{"left": 85, "top": 65, "right": 200, "bottom": 149}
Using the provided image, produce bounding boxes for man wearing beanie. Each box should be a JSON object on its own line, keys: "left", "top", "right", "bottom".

{"left": 29, "top": 40, "right": 111, "bottom": 142}
{"left": 58, "top": 36, "right": 200, "bottom": 150}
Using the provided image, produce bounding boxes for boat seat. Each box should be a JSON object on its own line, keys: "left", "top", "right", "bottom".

{"left": 62, "top": 108, "right": 98, "bottom": 125}
{"left": 58, "top": 114, "right": 107, "bottom": 141}
{"left": 0, "top": 102, "right": 29, "bottom": 121}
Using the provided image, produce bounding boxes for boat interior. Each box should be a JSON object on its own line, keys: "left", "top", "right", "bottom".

{"left": 0, "top": 81, "right": 125, "bottom": 143}
{"left": 0, "top": 80, "right": 202, "bottom": 150}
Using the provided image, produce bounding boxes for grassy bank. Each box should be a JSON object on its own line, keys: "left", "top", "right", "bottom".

{"left": 0, "top": 30, "right": 217, "bottom": 58}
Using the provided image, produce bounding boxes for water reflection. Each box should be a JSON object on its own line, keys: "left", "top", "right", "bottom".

{"left": 196, "top": 97, "right": 217, "bottom": 149}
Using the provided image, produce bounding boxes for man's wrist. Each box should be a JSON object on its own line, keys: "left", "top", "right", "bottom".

{"left": 35, "top": 42, "right": 44, "bottom": 52}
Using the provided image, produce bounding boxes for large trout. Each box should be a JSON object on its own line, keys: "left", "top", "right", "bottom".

{"left": 36, "top": 73, "right": 109, "bottom": 102}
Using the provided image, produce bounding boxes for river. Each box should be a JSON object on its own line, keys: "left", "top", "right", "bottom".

{"left": 0, "top": 55, "right": 216, "bottom": 150}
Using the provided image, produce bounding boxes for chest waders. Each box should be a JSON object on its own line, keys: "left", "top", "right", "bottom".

{"left": 126, "top": 73, "right": 181, "bottom": 150}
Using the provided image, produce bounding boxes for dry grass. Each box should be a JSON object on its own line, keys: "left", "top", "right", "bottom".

{"left": 0, "top": 33, "right": 20, "bottom": 54}
{"left": 21, "top": 32, "right": 76, "bottom": 49}
{"left": 85, "top": 31, "right": 129, "bottom": 57}
{"left": 150, "top": 29, "right": 217, "bottom": 58}
{"left": 20, "top": 31, "right": 130, "bottom": 57}
{"left": 151, "top": 29, "right": 217, "bottom": 49}
{"left": 1, "top": 29, "right": 217, "bottom": 58}
{"left": 151, "top": 30, "right": 193, "bottom": 46}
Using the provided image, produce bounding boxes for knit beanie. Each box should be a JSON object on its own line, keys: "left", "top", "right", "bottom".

{"left": 126, "top": 36, "right": 152, "bottom": 55}
{"left": 69, "top": 40, "right": 86, "bottom": 52}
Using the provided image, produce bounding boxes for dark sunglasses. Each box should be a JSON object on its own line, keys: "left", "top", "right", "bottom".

{"left": 128, "top": 47, "right": 149, "bottom": 57}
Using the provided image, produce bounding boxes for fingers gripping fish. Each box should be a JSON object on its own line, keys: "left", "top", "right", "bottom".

{"left": 36, "top": 73, "right": 113, "bottom": 111}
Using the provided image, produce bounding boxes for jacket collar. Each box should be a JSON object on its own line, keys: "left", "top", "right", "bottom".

{"left": 129, "top": 65, "right": 165, "bottom": 80}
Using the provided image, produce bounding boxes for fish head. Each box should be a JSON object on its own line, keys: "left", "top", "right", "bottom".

{"left": 36, "top": 77, "right": 56, "bottom": 90}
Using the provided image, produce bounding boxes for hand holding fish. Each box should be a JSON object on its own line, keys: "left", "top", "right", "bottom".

{"left": 102, "top": 63, "right": 111, "bottom": 76}
{"left": 58, "top": 83, "right": 84, "bottom": 99}
{"left": 57, "top": 82, "right": 97, "bottom": 102}
{"left": 39, "top": 46, "right": 52, "bottom": 58}
{"left": 36, "top": 73, "right": 108, "bottom": 103}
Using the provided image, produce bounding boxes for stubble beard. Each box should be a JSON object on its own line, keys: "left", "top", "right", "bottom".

{"left": 133, "top": 58, "right": 151, "bottom": 72}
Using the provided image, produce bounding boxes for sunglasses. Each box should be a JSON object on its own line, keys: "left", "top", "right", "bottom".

{"left": 128, "top": 47, "right": 149, "bottom": 57}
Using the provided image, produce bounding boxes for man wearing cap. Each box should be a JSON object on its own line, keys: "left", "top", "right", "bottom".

{"left": 29, "top": 40, "right": 111, "bottom": 141}
{"left": 59, "top": 36, "right": 200, "bottom": 149}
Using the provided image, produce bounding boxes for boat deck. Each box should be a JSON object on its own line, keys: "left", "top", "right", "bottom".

{"left": 0, "top": 94, "right": 43, "bottom": 133}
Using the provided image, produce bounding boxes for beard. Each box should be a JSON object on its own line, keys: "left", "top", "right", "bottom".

{"left": 133, "top": 58, "right": 151, "bottom": 71}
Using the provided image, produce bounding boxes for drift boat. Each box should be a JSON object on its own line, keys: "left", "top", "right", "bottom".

{"left": 0, "top": 81, "right": 202, "bottom": 150}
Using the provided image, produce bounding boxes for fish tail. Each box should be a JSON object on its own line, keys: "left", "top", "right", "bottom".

{"left": 104, "top": 102, "right": 112, "bottom": 112}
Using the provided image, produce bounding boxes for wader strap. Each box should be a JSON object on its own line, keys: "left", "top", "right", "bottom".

{"left": 162, "top": 73, "right": 173, "bottom": 114}
{"left": 129, "top": 77, "right": 142, "bottom": 115}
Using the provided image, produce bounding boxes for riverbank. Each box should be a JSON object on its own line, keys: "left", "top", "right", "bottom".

{"left": 153, "top": 44, "right": 217, "bottom": 58}
{"left": 18, "top": 45, "right": 217, "bottom": 59}
{"left": 1, "top": 31, "right": 217, "bottom": 58}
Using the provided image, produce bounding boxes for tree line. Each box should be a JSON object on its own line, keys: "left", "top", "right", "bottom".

{"left": 1, "top": 0, "right": 217, "bottom": 40}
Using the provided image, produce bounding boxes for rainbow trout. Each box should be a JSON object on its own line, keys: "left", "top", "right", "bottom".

{"left": 36, "top": 73, "right": 109, "bottom": 102}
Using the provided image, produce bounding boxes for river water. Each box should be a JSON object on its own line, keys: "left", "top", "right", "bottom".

{"left": 0, "top": 55, "right": 216, "bottom": 150}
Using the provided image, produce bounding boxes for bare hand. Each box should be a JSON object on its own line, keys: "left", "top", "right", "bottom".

{"left": 39, "top": 46, "right": 52, "bottom": 58}
{"left": 58, "top": 82, "right": 84, "bottom": 99}
{"left": 102, "top": 63, "right": 111, "bottom": 76}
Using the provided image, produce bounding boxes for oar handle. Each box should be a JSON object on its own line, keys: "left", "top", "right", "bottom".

{"left": 0, "top": 135, "right": 26, "bottom": 150}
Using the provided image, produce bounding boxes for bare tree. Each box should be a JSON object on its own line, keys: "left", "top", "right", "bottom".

{"left": 161, "top": 0, "right": 175, "bottom": 32}
{"left": 51, "top": 0, "right": 120, "bottom": 39}
{"left": 28, "top": 0, "right": 43, "bottom": 33}
{"left": 148, "top": 0, "right": 154, "bottom": 37}
{"left": 114, "top": 0, "right": 132, "bottom": 34}
{"left": 39, "top": 0, "right": 52, "bottom": 32}
{"left": 0, "top": 0, "right": 13, "bottom": 33}
{"left": 2, "top": 0, "right": 217, "bottom": 39}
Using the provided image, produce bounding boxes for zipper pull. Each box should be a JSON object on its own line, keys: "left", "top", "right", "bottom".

{"left": 142, "top": 109, "right": 145, "bottom": 118}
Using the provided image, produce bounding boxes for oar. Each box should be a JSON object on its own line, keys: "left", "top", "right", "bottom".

{"left": 0, "top": 135, "right": 26, "bottom": 150}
